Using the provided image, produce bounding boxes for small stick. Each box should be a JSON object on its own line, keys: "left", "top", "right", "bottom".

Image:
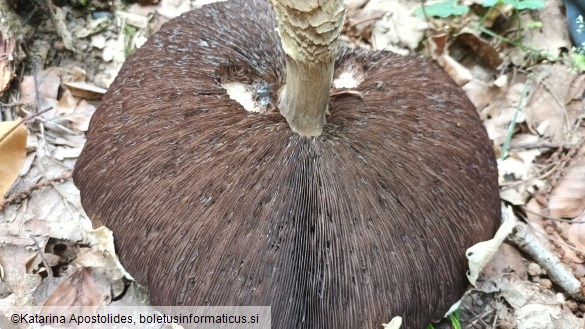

{"left": 0, "top": 173, "right": 71, "bottom": 212}
{"left": 30, "top": 235, "right": 53, "bottom": 277}
{"left": 45, "top": 0, "right": 75, "bottom": 51}
{"left": 507, "top": 220, "right": 585, "bottom": 301}
{"left": 0, "top": 106, "right": 53, "bottom": 144}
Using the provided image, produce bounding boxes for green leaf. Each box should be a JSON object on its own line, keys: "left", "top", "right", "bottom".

{"left": 506, "top": 0, "right": 545, "bottom": 9}
{"left": 449, "top": 309, "right": 462, "bottom": 329}
{"left": 483, "top": 0, "right": 545, "bottom": 9}
{"left": 416, "top": 0, "right": 470, "bottom": 18}
{"left": 526, "top": 20, "right": 543, "bottom": 29}
{"left": 571, "top": 52, "right": 585, "bottom": 72}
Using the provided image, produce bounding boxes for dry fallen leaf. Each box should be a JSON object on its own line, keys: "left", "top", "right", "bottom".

{"left": 548, "top": 145, "right": 585, "bottom": 219}
{"left": 524, "top": 63, "right": 585, "bottom": 145}
{"left": 428, "top": 34, "right": 472, "bottom": 85}
{"left": 367, "top": 0, "right": 427, "bottom": 53}
{"left": 19, "top": 68, "right": 61, "bottom": 105}
{"left": 158, "top": 0, "right": 192, "bottom": 18}
{"left": 43, "top": 267, "right": 111, "bottom": 308}
{"left": 0, "top": 120, "right": 27, "bottom": 199}
{"left": 483, "top": 81, "right": 527, "bottom": 145}
{"left": 82, "top": 227, "right": 134, "bottom": 281}
{"left": 461, "top": 77, "right": 502, "bottom": 111}
{"left": 455, "top": 32, "right": 503, "bottom": 69}
{"left": 522, "top": 143, "right": 585, "bottom": 270}
{"left": 475, "top": 272, "right": 585, "bottom": 329}
{"left": 525, "top": 198, "right": 585, "bottom": 276}
{"left": 480, "top": 242, "right": 528, "bottom": 281}
{"left": 506, "top": 0, "right": 570, "bottom": 66}
{"left": 66, "top": 227, "right": 133, "bottom": 301}
{"left": 0, "top": 33, "right": 14, "bottom": 95}
{"left": 500, "top": 277, "right": 576, "bottom": 329}
{"left": 440, "top": 54, "right": 472, "bottom": 86}
{"left": 0, "top": 238, "right": 45, "bottom": 307}
{"left": 67, "top": 100, "right": 96, "bottom": 132}
{"left": 63, "top": 82, "right": 107, "bottom": 100}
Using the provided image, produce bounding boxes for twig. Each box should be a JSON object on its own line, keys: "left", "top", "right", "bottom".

{"left": 30, "top": 235, "right": 53, "bottom": 277}
{"left": 507, "top": 221, "right": 585, "bottom": 301}
{"left": 499, "top": 162, "right": 556, "bottom": 190}
{"left": 0, "top": 174, "right": 71, "bottom": 212}
{"left": 32, "top": 64, "right": 42, "bottom": 113}
{"left": 532, "top": 227, "right": 585, "bottom": 256}
{"left": 0, "top": 106, "right": 53, "bottom": 144}
{"left": 461, "top": 304, "right": 492, "bottom": 329}
{"left": 500, "top": 75, "right": 531, "bottom": 160}
{"left": 523, "top": 206, "right": 585, "bottom": 224}
{"left": 348, "top": 15, "right": 384, "bottom": 29}
{"left": 45, "top": 0, "right": 75, "bottom": 51}
{"left": 541, "top": 81, "right": 571, "bottom": 135}
{"left": 508, "top": 143, "right": 559, "bottom": 150}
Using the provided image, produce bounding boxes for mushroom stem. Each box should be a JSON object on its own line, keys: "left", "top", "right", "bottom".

{"left": 271, "top": 0, "right": 347, "bottom": 137}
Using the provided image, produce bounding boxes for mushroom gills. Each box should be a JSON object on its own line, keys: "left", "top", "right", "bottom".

{"left": 73, "top": 0, "right": 501, "bottom": 328}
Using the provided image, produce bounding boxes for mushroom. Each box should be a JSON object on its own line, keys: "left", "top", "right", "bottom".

{"left": 73, "top": 0, "right": 501, "bottom": 328}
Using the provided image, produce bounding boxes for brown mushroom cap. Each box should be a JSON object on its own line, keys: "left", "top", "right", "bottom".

{"left": 73, "top": 0, "right": 500, "bottom": 328}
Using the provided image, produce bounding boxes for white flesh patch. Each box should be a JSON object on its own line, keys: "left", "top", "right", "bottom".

{"left": 221, "top": 82, "right": 261, "bottom": 113}
{"left": 333, "top": 68, "right": 364, "bottom": 89}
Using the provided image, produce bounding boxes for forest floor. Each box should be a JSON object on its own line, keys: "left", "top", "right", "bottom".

{"left": 1, "top": 0, "right": 585, "bottom": 328}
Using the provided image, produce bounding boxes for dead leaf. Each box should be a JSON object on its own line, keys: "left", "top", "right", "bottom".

{"left": 476, "top": 272, "right": 585, "bottom": 329}
{"left": 462, "top": 78, "right": 502, "bottom": 111}
{"left": 521, "top": 143, "right": 585, "bottom": 269}
{"left": 524, "top": 63, "right": 585, "bottom": 145}
{"left": 506, "top": 0, "right": 571, "bottom": 66}
{"left": 60, "top": 67, "right": 87, "bottom": 84}
{"left": 43, "top": 267, "right": 111, "bottom": 307}
{"left": 19, "top": 68, "right": 61, "bottom": 104}
{"left": 0, "top": 181, "right": 92, "bottom": 242}
{"left": 69, "top": 100, "right": 96, "bottom": 132}
{"left": 63, "top": 82, "right": 107, "bottom": 100}
{"left": 53, "top": 146, "right": 83, "bottom": 160}
{"left": 91, "top": 34, "right": 107, "bottom": 49}
{"left": 75, "top": 17, "right": 111, "bottom": 38}
{"left": 56, "top": 89, "right": 79, "bottom": 115}
{"left": 548, "top": 145, "right": 585, "bottom": 218}
{"left": 79, "top": 227, "right": 134, "bottom": 282}
{"left": 368, "top": 0, "right": 427, "bottom": 53}
{"left": 480, "top": 242, "right": 528, "bottom": 281}
{"left": 116, "top": 11, "right": 149, "bottom": 29}
{"left": 0, "top": 33, "right": 15, "bottom": 94}
{"left": 0, "top": 239, "right": 44, "bottom": 306}
{"left": 483, "top": 81, "right": 527, "bottom": 145}
{"left": 455, "top": 32, "right": 503, "bottom": 69}
{"left": 525, "top": 198, "right": 585, "bottom": 272}
{"left": 440, "top": 54, "right": 472, "bottom": 85}
{"left": 0, "top": 120, "right": 27, "bottom": 199}
{"left": 498, "top": 149, "right": 544, "bottom": 205}
{"left": 55, "top": 90, "right": 97, "bottom": 132}
{"left": 428, "top": 34, "right": 472, "bottom": 85}
{"left": 158, "top": 0, "right": 192, "bottom": 18}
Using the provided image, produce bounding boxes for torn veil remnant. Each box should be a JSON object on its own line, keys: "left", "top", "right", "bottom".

{"left": 73, "top": 0, "right": 501, "bottom": 328}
